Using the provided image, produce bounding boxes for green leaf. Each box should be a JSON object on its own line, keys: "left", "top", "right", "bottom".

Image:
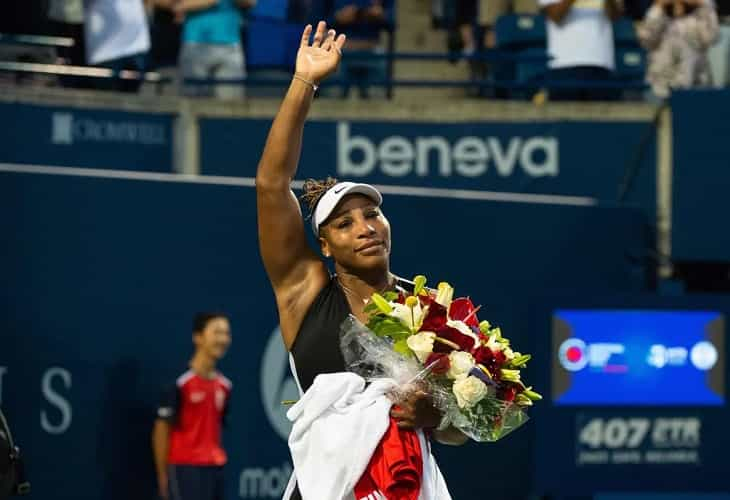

{"left": 371, "top": 293, "right": 393, "bottom": 314}
{"left": 367, "top": 316, "right": 411, "bottom": 341}
{"left": 363, "top": 301, "right": 380, "bottom": 314}
{"left": 382, "top": 291, "right": 399, "bottom": 302}
{"left": 393, "top": 339, "right": 413, "bottom": 357}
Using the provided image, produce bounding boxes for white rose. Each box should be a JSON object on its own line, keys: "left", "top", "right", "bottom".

{"left": 452, "top": 375, "right": 489, "bottom": 409}
{"left": 447, "top": 351, "right": 475, "bottom": 380}
{"left": 406, "top": 331, "right": 436, "bottom": 363}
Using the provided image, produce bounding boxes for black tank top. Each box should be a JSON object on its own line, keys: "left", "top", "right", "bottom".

{"left": 290, "top": 276, "right": 351, "bottom": 393}
{"left": 287, "top": 274, "right": 410, "bottom": 500}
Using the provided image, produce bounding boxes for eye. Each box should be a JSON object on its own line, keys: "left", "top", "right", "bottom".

{"left": 366, "top": 209, "right": 379, "bottom": 218}
{"left": 337, "top": 219, "right": 352, "bottom": 229}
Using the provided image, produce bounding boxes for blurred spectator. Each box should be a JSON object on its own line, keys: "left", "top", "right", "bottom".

{"left": 176, "top": 0, "right": 255, "bottom": 100}
{"left": 333, "top": 0, "right": 393, "bottom": 97}
{"left": 47, "top": 0, "right": 86, "bottom": 67}
{"left": 708, "top": 0, "right": 730, "bottom": 87}
{"left": 539, "top": 0, "right": 624, "bottom": 100}
{"left": 84, "top": 0, "right": 151, "bottom": 92}
{"left": 152, "top": 312, "right": 233, "bottom": 500}
{"left": 637, "top": 0, "right": 719, "bottom": 99}
{"left": 147, "top": 0, "right": 183, "bottom": 70}
{"left": 480, "top": 0, "right": 539, "bottom": 49}
{"left": 449, "top": 0, "right": 478, "bottom": 54}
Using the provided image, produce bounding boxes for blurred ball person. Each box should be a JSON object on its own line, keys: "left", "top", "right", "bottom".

{"left": 152, "top": 313, "right": 233, "bottom": 500}
{"left": 638, "top": 0, "right": 719, "bottom": 99}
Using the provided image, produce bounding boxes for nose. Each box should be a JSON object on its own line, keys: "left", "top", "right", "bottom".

{"left": 355, "top": 216, "right": 376, "bottom": 237}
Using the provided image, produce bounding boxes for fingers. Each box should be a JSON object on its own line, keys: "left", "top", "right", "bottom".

{"left": 322, "top": 29, "right": 336, "bottom": 51}
{"left": 300, "top": 24, "right": 312, "bottom": 47}
{"left": 312, "top": 20, "right": 326, "bottom": 47}
{"left": 334, "top": 33, "right": 346, "bottom": 54}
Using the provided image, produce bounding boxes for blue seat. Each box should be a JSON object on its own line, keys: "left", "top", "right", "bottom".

{"left": 615, "top": 46, "right": 646, "bottom": 81}
{"left": 613, "top": 17, "right": 639, "bottom": 48}
{"left": 495, "top": 14, "right": 546, "bottom": 50}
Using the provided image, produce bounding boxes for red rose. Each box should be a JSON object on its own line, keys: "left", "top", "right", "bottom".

{"left": 425, "top": 352, "right": 450, "bottom": 375}
{"left": 448, "top": 297, "right": 479, "bottom": 328}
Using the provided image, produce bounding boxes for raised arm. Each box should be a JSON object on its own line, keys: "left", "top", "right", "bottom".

{"left": 256, "top": 22, "right": 346, "bottom": 341}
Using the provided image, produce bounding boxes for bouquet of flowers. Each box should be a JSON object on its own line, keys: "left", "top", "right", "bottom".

{"left": 340, "top": 275, "right": 541, "bottom": 442}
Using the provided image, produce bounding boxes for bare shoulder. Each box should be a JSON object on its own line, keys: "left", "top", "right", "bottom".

{"left": 273, "top": 258, "right": 330, "bottom": 350}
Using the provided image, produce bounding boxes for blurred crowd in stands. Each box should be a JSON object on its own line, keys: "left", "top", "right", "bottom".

{"left": 1, "top": 0, "right": 729, "bottom": 101}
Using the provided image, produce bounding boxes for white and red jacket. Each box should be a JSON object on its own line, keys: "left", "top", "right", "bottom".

{"left": 282, "top": 372, "right": 451, "bottom": 500}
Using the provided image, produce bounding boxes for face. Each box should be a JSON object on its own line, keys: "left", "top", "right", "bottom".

{"left": 319, "top": 194, "right": 391, "bottom": 271}
{"left": 193, "top": 317, "right": 231, "bottom": 360}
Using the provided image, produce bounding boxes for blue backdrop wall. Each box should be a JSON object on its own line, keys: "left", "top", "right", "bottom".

{"left": 0, "top": 169, "right": 649, "bottom": 500}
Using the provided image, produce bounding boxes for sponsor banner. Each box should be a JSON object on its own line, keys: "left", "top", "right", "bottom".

{"left": 576, "top": 415, "right": 702, "bottom": 466}
{"left": 532, "top": 294, "right": 730, "bottom": 496}
{"left": 0, "top": 102, "right": 173, "bottom": 172}
{"left": 200, "top": 118, "right": 656, "bottom": 208}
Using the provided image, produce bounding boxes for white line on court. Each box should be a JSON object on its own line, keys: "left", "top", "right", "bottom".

{"left": 0, "top": 162, "right": 597, "bottom": 206}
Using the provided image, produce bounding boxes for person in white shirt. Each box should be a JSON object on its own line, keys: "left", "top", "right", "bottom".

{"left": 84, "top": 0, "right": 151, "bottom": 92}
{"left": 539, "top": 0, "right": 624, "bottom": 100}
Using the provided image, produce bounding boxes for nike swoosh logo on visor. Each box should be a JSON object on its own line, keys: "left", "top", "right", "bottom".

{"left": 334, "top": 186, "right": 346, "bottom": 194}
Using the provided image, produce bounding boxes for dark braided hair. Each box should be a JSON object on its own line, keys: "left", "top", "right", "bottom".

{"left": 300, "top": 176, "right": 338, "bottom": 219}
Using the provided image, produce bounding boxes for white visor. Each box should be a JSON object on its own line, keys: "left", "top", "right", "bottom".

{"left": 311, "top": 182, "right": 383, "bottom": 234}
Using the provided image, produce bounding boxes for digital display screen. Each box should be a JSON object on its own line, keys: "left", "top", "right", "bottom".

{"left": 552, "top": 310, "right": 725, "bottom": 406}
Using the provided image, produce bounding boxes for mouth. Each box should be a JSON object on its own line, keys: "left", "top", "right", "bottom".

{"left": 355, "top": 240, "right": 384, "bottom": 253}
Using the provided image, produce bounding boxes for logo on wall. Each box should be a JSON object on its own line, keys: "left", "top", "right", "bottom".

{"left": 336, "top": 121, "right": 559, "bottom": 179}
{"left": 260, "top": 327, "right": 299, "bottom": 441}
{"left": 52, "top": 113, "right": 74, "bottom": 145}
{"left": 50, "top": 112, "right": 166, "bottom": 146}
{"left": 558, "top": 338, "right": 626, "bottom": 373}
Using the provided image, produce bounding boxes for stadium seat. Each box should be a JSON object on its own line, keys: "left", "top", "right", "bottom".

{"left": 613, "top": 17, "right": 639, "bottom": 49}
{"left": 495, "top": 14, "right": 546, "bottom": 51}
{"left": 615, "top": 46, "right": 646, "bottom": 81}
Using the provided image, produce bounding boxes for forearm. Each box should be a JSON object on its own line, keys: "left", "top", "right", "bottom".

{"left": 432, "top": 425, "right": 469, "bottom": 446}
{"left": 255, "top": 79, "right": 315, "bottom": 189}
{"left": 177, "top": 0, "right": 218, "bottom": 13}
{"left": 152, "top": 424, "right": 170, "bottom": 479}
{"left": 543, "top": 0, "right": 577, "bottom": 23}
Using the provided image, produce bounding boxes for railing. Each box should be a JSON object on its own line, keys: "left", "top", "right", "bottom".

{"left": 0, "top": 33, "right": 75, "bottom": 48}
{"left": 0, "top": 49, "right": 646, "bottom": 97}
